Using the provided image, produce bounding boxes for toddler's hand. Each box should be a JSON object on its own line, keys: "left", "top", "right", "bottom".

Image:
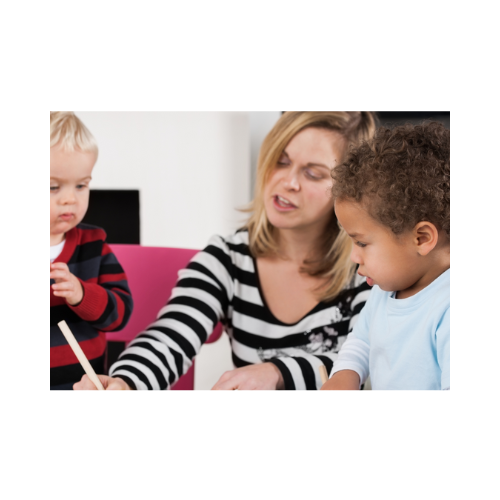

{"left": 50, "top": 262, "right": 84, "bottom": 306}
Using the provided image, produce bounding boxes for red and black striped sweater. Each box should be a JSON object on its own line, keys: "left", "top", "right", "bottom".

{"left": 50, "top": 224, "right": 133, "bottom": 389}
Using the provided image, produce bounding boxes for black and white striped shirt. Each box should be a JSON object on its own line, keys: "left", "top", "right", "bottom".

{"left": 109, "top": 230, "right": 371, "bottom": 390}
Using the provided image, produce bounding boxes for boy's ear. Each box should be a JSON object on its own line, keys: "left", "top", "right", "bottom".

{"left": 413, "top": 221, "right": 439, "bottom": 256}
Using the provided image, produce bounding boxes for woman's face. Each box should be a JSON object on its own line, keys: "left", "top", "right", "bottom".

{"left": 263, "top": 127, "right": 344, "bottom": 234}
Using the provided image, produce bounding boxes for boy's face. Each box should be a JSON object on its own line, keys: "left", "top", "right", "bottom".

{"left": 50, "top": 145, "right": 96, "bottom": 245}
{"left": 335, "top": 199, "right": 424, "bottom": 296}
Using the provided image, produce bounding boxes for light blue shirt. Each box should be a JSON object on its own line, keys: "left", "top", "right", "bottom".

{"left": 331, "top": 269, "right": 450, "bottom": 390}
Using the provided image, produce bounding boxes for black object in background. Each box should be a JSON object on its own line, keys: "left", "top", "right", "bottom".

{"left": 376, "top": 111, "right": 450, "bottom": 129}
{"left": 81, "top": 189, "right": 141, "bottom": 370}
{"left": 81, "top": 189, "right": 140, "bottom": 244}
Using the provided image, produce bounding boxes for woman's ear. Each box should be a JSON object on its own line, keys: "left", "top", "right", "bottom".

{"left": 413, "top": 221, "right": 439, "bottom": 256}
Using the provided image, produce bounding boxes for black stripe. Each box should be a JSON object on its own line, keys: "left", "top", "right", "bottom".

{"left": 118, "top": 352, "right": 168, "bottom": 389}
{"left": 50, "top": 304, "right": 84, "bottom": 326}
{"left": 144, "top": 327, "right": 197, "bottom": 360}
{"left": 268, "top": 358, "right": 295, "bottom": 390}
{"left": 186, "top": 261, "right": 227, "bottom": 297}
{"left": 100, "top": 263, "right": 125, "bottom": 275}
{"left": 125, "top": 337, "right": 176, "bottom": 386}
{"left": 68, "top": 240, "right": 103, "bottom": 264}
{"left": 294, "top": 357, "right": 317, "bottom": 390}
{"left": 231, "top": 351, "right": 252, "bottom": 368}
{"left": 233, "top": 267, "right": 258, "bottom": 287}
{"left": 352, "top": 302, "right": 366, "bottom": 316}
{"left": 176, "top": 277, "right": 226, "bottom": 307}
{"left": 169, "top": 348, "right": 184, "bottom": 382}
{"left": 116, "top": 364, "right": 154, "bottom": 390}
{"left": 316, "top": 356, "right": 334, "bottom": 377}
{"left": 203, "top": 244, "right": 234, "bottom": 280}
{"left": 88, "top": 291, "right": 116, "bottom": 327}
{"left": 232, "top": 296, "right": 282, "bottom": 325}
{"left": 232, "top": 326, "right": 309, "bottom": 349}
{"left": 167, "top": 296, "right": 219, "bottom": 326}
{"left": 158, "top": 311, "right": 208, "bottom": 343}
{"left": 226, "top": 241, "right": 252, "bottom": 256}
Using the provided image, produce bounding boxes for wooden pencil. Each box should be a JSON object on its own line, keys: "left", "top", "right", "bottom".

{"left": 57, "top": 320, "right": 105, "bottom": 390}
{"left": 319, "top": 365, "right": 328, "bottom": 385}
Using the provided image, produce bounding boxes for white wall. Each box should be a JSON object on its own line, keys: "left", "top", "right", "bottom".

{"left": 76, "top": 112, "right": 252, "bottom": 249}
{"left": 73, "top": 111, "right": 280, "bottom": 389}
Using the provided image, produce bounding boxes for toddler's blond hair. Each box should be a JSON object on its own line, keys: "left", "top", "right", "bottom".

{"left": 50, "top": 112, "right": 98, "bottom": 156}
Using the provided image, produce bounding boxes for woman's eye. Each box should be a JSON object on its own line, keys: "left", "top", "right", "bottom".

{"left": 305, "top": 168, "right": 322, "bottom": 180}
{"left": 355, "top": 241, "right": 367, "bottom": 248}
{"left": 76, "top": 184, "right": 88, "bottom": 189}
{"left": 50, "top": 186, "right": 59, "bottom": 191}
{"left": 277, "top": 155, "right": 290, "bottom": 166}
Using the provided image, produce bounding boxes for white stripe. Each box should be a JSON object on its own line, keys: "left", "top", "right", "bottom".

{"left": 166, "top": 286, "right": 224, "bottom": 318}
{"left": 139, "top": 320, "right": 200, "bottom": 359}
{"left": 191, "top": 251, "right": 233, "bottom": 302}
{"left": 231, "top": 338, "right": 263, "bottom": 364}
{"left": 156, "top": 303, "right": 216, "bottom": 335}
{"left": 278, "top": 357, "right": 306, "bottom": 390}
{"left": 231, "top": 306, "right": 341, "bottom": 338}
{"left": 226, "top": 231, "right": 249, "bottom": 246}
{"left": 177, "top": 266, "right": 221, "bottom": 288}
{"left": 129, "top": 331, "right": 187, "bottom": 376}
{"left": 230, "top": 250, "right": 255, "bottom": 273}
{"left": 123, "top": 345, "right": 171, "bottom": 385}
{"left": 234, "top": 280, "right": 262, "bottom": 306}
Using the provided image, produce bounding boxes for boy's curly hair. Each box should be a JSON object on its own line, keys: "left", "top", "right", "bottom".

{"left": 332, "top": 121, "right": 450, "bottom": 237}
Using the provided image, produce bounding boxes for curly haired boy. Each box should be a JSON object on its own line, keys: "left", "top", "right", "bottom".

{"left": 322, "top": 121, "right": 450, "bottom": 390}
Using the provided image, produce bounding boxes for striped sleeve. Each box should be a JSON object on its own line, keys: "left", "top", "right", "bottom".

{"left": 268, "top": 279, "right": 372, "bottom": 390}
{"left": 109, "top": 235, "right": 233, "bottom": 390}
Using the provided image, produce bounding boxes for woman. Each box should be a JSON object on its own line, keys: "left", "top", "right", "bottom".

{"left": 74, "top": 111, "right": 376, "bottom": 390}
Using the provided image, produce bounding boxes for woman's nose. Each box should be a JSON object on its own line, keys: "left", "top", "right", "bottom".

{"left": 283, "top": 169, "right": 300, "bottom": 191}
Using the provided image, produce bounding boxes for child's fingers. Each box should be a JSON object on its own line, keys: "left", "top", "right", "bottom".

{"left": 52, "top": 290, "right": 73, "bottom": 298}
{"left": 50, "top": 271, "right": 70, "bottom": 283}
{"left": 50, "top": 262, "right": 69, "bottom": 271}
{"left": 52, "top": 281, "right": 74, "bottom": 291}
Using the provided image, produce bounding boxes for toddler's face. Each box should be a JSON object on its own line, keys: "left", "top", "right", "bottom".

{"left": 50, "top": 145, "right": 96, "bottom": 245}
{"left": 334, "top": 199, "right": 424, "bottom": 296}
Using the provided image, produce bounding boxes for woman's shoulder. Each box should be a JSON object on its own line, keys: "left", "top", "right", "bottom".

{"left": 205, "top": 229, "right": 251, "bottom": 255}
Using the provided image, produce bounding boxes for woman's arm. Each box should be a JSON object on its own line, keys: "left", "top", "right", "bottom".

{"left": 107, "top": 235, "right": 233, "bottom": 390}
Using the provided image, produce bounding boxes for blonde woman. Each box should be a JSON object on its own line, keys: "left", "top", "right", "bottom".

{"left": 74, "top": 112, "right": 376, "bottom": 390}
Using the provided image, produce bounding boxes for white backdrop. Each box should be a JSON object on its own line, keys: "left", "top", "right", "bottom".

{"left": 74, "top": 111, "right": 280, "bottom": 388}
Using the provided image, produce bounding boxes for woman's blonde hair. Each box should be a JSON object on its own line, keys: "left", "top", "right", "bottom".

{"left": 245, "top": 111, "right": 377, "bottom": 302}
{"left": 50, "top": 111, "right": 98, "bottom": 156}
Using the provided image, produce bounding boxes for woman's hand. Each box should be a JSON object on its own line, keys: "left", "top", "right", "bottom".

{"left": 211, "top": 363, "right": 285, "bottom": 390}
{"left": 73, "top": 374, "right": 132, "bottom": 390}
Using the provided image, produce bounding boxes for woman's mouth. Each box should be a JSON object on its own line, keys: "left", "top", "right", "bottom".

{"left": 59, "top": 213, "right": 74, "bottom": 221}
{"left": 273, "top": 195, "right": 297, "bottom": 211}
